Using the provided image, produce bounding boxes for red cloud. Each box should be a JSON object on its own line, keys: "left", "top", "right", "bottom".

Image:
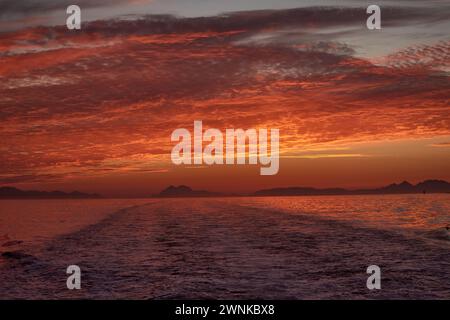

{"left": 0, "top": 9, "right": 449, "bottom": 185}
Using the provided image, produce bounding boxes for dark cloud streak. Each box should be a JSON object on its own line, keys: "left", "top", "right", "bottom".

{"left": 0, "top": 0, "right": 131, "bottom": 19}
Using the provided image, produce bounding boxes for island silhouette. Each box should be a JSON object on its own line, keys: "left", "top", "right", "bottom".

{"left": 156, "top": 180, "right": 450, "bottom": 198}
{"left": 0, "top": 187, "right": 101, "bottom": 199}
{"left": 1, "top": 180, "right": 449, "bottom": 199}
{"left": 158, "top": 185, "right": 220, "bottom": 198}
{"left": 254, "top": 180, "right": 450, "bottom": 196}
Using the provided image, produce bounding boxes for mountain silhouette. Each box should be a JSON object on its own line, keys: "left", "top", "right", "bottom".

{"left": 3, "top": 180, "right": 449, "bottom": 199}
{"left": 158, "top": 185, "right": 220, "bottom": 198}
{"left": 255, "top": 180, "right": 450, "bottom": 196}
{"left": 0, "top": 187, "right": 101, "bottom": 199}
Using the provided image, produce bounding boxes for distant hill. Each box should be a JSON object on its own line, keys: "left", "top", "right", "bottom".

{"left": 0, "top": 187, "right": 101, "bottom": 199}
{"left": 158, "top": 185, "right": 221, "bottom": 198}
{"left": 255, "top": 180, "right": 450, "bottom": 196}
{"left": 416, "top": 180, "right": 450, "bottom": 193}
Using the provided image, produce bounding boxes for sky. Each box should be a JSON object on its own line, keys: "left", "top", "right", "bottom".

{"left": 0, "top": 1, "right": 449, "bottom": 197}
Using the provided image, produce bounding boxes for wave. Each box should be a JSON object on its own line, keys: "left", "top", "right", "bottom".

{"left": 1, "top": 198, "right": 449, "bottom": 299}
{"left": 0, "top": 250, "right": 42, "bottom": 268}
{"left": 417, "top": 227, "right": 450, "bottom": 242}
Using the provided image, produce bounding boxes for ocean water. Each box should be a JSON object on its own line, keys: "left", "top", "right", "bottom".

{"left": 0, "top": 195, "right": 449, "bottom": 299}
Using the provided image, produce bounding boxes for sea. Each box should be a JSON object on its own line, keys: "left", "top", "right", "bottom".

{"left": 0, "top": 195, "right": 449, "bottom": 299}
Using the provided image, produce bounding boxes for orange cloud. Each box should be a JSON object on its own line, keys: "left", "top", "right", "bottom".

{"left": 0, "top": 9, "right": 449, "bottom": 193}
